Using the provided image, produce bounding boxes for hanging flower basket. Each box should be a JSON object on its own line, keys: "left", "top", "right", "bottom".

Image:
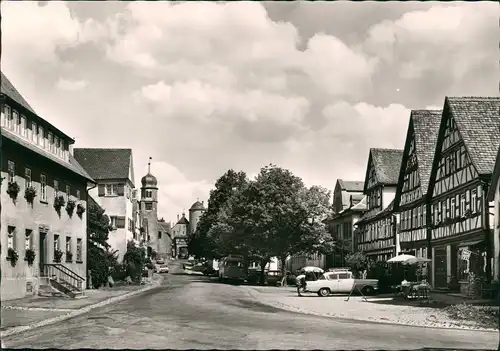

{"left": 6, "top": 181, "right": 20, "bottom": 201}
{"left": 25, "top": 248, "right": 36, "bottom": 266}
{"left": 66, "top": 251, "right": 73, "bottom": 262}
{"left": 54, "top": 249, "right": 64, "bottom": 263}
{"left": 66, "top": 199, "right": 76, "bottom": 217}
{"left": 7, "top": 247, "right": 19, "bottom": 267}
{"left": 54, "top": 195, "right": 66, "bottom": 214}
{"left": 24, "top": 186, "right": 37, "bottom": 204}
{"left": 76, "top": 203, "right": 86, "bottom": 217}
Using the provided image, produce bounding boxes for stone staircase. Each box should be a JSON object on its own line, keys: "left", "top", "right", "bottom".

{"left": 40, "top": 264, "right": 86, "bottom": 299}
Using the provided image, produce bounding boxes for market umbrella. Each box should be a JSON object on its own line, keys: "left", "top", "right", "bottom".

{"left": 300, "top": 266, "right": 324, "bottom": 273}
{"left": 387, "top": 254, "right": 431, "bottom": 265}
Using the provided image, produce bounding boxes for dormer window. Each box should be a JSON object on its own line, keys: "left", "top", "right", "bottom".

{"left": 20, "top": 115, "right": 27, "bottom": 137}
{"left": 32, "top": 122, "right": 38, "bottom": 144}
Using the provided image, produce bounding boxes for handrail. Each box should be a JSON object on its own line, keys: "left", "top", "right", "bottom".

{"left": 45, "top": 263, "right": 85, "bottom": 281}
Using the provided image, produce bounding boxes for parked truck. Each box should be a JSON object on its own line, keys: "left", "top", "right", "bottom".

{"left": 304, "top": 269, "right": 378, "bottom": 297}
{"left": 218, "top": 254, "right": 246, "bottom": 283}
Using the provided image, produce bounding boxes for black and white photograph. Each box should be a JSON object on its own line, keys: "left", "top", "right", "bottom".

{"left": 0, "top": 1, "right": 499, "bottom": 350}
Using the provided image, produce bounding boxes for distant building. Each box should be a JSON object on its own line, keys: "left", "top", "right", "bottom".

{"left": 172, "top": 200, "right": 206, "bottom": 259}
{"left": 1, "top": 72, "right": 94, "bottom": 300}
{"left": 325, "top": 189, "right": 367, "bottom": 268}
{"left": 74, "top": 148, "right": 136, "bottom": 262}
{"left": 157, "top": 218, "right": 173, "bottom": 260}
{"left": 355, "top": 148, "right": 403, "bottom": 262}
{"left": 332, "top": 179, "right": 364, "bottom": 213}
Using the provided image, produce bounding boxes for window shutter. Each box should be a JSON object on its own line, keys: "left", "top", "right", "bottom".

{"left": 116, "top": 216, "right": 126, "bottom": 229}
{"left": 98, "top": 184, "right": 105, "bottom": 197}
{"left": 117, "top": 184, "right": 125, "bottom": 196}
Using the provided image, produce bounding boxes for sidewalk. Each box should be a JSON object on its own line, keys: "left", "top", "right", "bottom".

{"left": 244, "top": 286, "right": 499, "bottom": 331}
{"left": 0, "top": 274, "right": 164, "bottom": 338}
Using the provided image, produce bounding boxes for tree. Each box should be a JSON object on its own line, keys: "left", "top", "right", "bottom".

{"left": 187, "top": 169, "right": 248, "bottom": 259}
{"left": 345, "top": 252, "right": 374, "bottom": 278}
{"left": 211, "top": 164, "right": 334, "bottom": 285}
{"left": 123, "top": 240, "right": 146, "bottom": 282}
{"left": 87, "top": 199, "right": 117, "bottom": 288}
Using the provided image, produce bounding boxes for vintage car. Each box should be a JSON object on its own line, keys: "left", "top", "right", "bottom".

{"left": 304, "top": 270, "right": 378, "bottom": 297}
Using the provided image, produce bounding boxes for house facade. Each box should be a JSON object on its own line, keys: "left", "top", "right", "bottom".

{"left": 74, "top": 148, "right": 136, "bottom": 262}
{"left": 486, "top": 145, "right": 500, "bottom": 281}
{"left": 355, "top": 148, "right": 403, "bottom": 262}
{"left": 172, "top": 213, "right": 189, "bottom": 259}
{"left": 427, "top": 97, "right": 500, "bottom": 292}
{"left": 393, "top": 110, "right": 442, "bottom": 268}
{"left": 326, "top": 180, "right": 366, "bottom": 268}
{"left": 1, "top": 72, "right": 94, "bottom": 300}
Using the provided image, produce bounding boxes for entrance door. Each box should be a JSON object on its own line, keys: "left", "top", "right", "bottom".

{"left": 434, "top": 246, "right": 447, "bottom": 289}
{"left": 39, "top": 232, "right": 47, "bottom": 275}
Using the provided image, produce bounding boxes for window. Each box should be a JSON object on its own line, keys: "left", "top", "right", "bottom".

{"left": 76, "top": 190, "right": 81, "bottom": 200}
{"left": 65, "top": 236, "right": 72, "bottom": 258}
{"left": 145, "top": 202, "right": 153, "bottom": 211}
{"left": 338, "top": 273, "right": 350, "bottom": 279}
{"left": 20, "top": 115, "right": 27, "bottom": 137}
{"left": 146, "top": 190, "right": 152, "bottom": 198}
{"left": 54, "top": 234, "right": 60, "bottom": 253}
{"left": 25, "top": 167, "right": 32, "bottom": 189}
{"left": 38, "top": 126, "right": 45, "bottom": 148}
{"left": 66, "top": 185, "right": 71, "bottom": 200}
{"left": 76, "top": 238, "right": 82, "bottom": 262}
{"left": 0, "top": 104, "right": 5, "bottom": 126}
{"left": 13, "top": 110, "right": 20, "bottom": 133}
{"left": 110, "top": 216, "right": 117, "bottom": 228}
{"left": 158, "top": 231, "right": 162, "bottom": 239}
{"left": 40, "top": 174, "right": 47, "bottom": 202}
{"left": 8, "top": 226, "right": 16, "bottom": 250}
{"left": 106, "top": 184, "right": 118, "bottom": 196}
{"left": 54, "top": 136, "right": 59, "bottom": 154}
{"left": 54, "top": 180, "right": 59, "bottom": 198}
{"left": 32, "top": 122, "right": 38, "bottom": 143}
{"left": 48, "top": 132, "right": 54, "bottom": 153}
{"left": 27, "top": 121, "right": 33, "bottom": 140}
{"left": 5, "top": 105, "right": 12, "bottom": 129}
{"left": 7, "top": 160, "right": 15, "bottom": 183}
{"left": 25, "top": 229, "right": 33, "bottom": 250}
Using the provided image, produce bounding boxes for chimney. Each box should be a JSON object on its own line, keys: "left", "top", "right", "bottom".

{"left": 202, "top": 201, "right": 204, "bottom": 206}
{"left": 177, "top": 214, "right": 179, "bottom": 221}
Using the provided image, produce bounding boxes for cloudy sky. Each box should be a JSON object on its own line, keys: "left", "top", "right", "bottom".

{"left": 2, "top": 1, "right": 498, "bottom": 222}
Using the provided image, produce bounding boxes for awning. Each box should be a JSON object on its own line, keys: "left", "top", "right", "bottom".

{"left": 458, "top": 239, "right": 483, "bottom": 247}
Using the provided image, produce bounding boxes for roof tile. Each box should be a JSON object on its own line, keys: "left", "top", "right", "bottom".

{"left": 74, "top": 148, "right": 133, "bottom": 184}
{"left": 338, "top": 179, "right": 365, "bottom": 192}
{"left": 446, "top": 97, "right": 500, "bottom": 175}
{"left": 371, "top": 148, "right": 404, "bottom": 185}
{"left": 1, "top": 72, "right": 36, "bottom": 114}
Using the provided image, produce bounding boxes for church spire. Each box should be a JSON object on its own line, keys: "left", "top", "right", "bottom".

{"left": 148, "top": 157, "right": 152, "bottom": 173}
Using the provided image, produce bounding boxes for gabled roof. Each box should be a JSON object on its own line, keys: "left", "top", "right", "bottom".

{"left": 337, "top": 179, "right": 364, "bottom": 192}
{"left": 394, "top": 110, "right": 441, "bottom": 210}
{"left": 363, "top": 148, "right": 403, "bottom": 192}
{"left": 158, "top": 221, "right": 172, "bottom": 233}
{"left": 445, "top": 97, "right": 500, "bottom": 175}
{"left": 176, "top": 215, "right": 189, "bottom": 225}
{"left": 74, "top": 148, "right": 135, "bottom": 186}
{"left": 1, "top": 72, "right": 36, "bottom": 114}
{"left": 2, "top": 129, "right": 94, "bottom": 182}
{"left": 487, "top": 145, "right": 500, "bottom": 201}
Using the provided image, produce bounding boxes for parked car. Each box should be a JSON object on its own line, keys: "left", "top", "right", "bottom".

{"left": 156, "top": 264, "right": 169, "bottom": 274}
{"left": 304, "top": 271, "right": 378, "bottom": 297}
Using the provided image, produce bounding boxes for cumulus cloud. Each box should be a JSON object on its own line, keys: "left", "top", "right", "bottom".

{"left": 2, "top": 1, "right": 496, "bottom": 219}
{"left": 56, "top": 78, "right": 88, "bottom": 91}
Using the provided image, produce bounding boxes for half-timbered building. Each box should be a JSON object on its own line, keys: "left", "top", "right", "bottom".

{"left": 428, "top": 97, "right": 500, "bottom": 292}
{"left": 486, "top": 145, "right": 500, "bottom": 281}
{"left": 393, "top": 110, "right": 442, "bottom": 266}
{"left": 355, "top": 148, "right": 403, "bottom": 262}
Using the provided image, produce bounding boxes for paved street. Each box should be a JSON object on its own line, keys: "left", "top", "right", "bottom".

{"left": 2, "top": 262, "right": 498, "bottom": 350}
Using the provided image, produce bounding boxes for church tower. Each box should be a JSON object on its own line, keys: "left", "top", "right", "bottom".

{"left": 140, "top": 157, "right": 159, "bottom": 257}
{"left": 188, "top": 199, "right": 206, "bottom": 235}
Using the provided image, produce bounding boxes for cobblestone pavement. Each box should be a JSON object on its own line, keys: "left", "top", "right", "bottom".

{"left": 1, "top": 262, "right": 497, "bottom": 350}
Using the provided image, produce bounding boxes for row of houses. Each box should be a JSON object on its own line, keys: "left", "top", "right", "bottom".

{"left": 290, "top": 97, "right": 500, "bottom": 294}
{"left": 0, "top": 72, "right": 182, "bottom": 300}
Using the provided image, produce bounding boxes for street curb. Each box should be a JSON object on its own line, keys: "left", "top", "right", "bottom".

{"left": 0, "top": 275, "right": 164, "bottom": 339}
{"left": 244, "top": 287, "right": 499, "bottom": 332}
